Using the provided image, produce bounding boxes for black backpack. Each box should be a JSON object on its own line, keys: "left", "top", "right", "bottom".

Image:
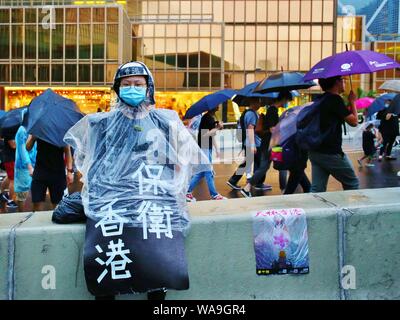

{"left": 296, "top": 94, "right": 336, "bottom": 151}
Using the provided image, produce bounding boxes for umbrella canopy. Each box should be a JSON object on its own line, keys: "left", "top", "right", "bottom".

{"left": 0, "top": 110, "right": 6, "bottom": 120}
{"left": 233, "top": 81, "right": 278, "bottom": 106}
{"left": 379, "top": 80, "right": 400, "bottom": 93}
{"left": 26, "top": 89, "right": 84, "bottom": 147}
{"left": 386, "top": 93, "right": 400, "bottom": 115}
{"left": 0, "top": 106, "right": 28, "bottom": 136}
{"left": 254, "top": 72, "right": 317, "bottom": 93}
{"left": 183, "top": 89, "right": 236, "bottom": 119}
{"left": 355, "top": 97, "right": 375, "bottom": 110}
{"left": 304, "top": 50, "right": 400, "bottom": 81}
{"left": 367, "top": 93, "right": 397, "bottom": 117}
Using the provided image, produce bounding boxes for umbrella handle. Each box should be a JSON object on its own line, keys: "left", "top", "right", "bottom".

{"left": 345, "top": 44, "right": 354, "bottom": 92}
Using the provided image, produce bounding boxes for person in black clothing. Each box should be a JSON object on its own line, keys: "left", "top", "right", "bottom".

{"left": 376, "top": 108, "right": 399, "bottom": 161}
{"left": 308, "top": 76, "right": 359, "bottom": 192}
{"left": 283, "top": 146, "right": 311, "bottom": 194}
{"left": 26, "top": 136, "right": 74, "bottom": 211}
{"left": 358, "top": 123, "right": 380, "bottom": 167}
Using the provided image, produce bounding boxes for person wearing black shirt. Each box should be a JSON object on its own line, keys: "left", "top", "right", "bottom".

{"left": 358, "top": 123, "right": 380, "bottom": 167}
{"left": 376, "top": 107, "right": 399, "bottom": 161}
{"left": 186, "top": 107, "right": 226, "bottom": 201}
{"left": 26, "top": 136, "right": 74, "bottom": 211}
{"left": 308, "top": 76, "right": 359, "bottom": 192}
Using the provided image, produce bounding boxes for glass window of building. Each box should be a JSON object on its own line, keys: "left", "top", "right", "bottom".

{"left": 25, "top": 8, "right": 36, "bottom": 24}
{"left": 65, "top": 25, "right": 77, "bottom": 59}
{"left": 79, "top": 8, "right": 91, "bottom": 23}
{"left": 52, "top": 24, "right": 64, "bottom": 60}
{"left": 11, "top": 25, "right": 23, "bottom": 59}
{"left": 65, "top": 64, "right": 77, "bottom": 82}
{"left": 92, "top": 24, "right": 105, "bottom": 59}
{"left": 65, "top": 8, "right": 77, "bottom": 23}
{"left": 11, "top": 8, "right": 23, "bottom": 23}
{"left": 79, "top": 24, "right": 91, "bottom": 59}
{"left": 0, "top": 8, "right": 9, "bottom": 23}
{"left": 106, "top": 24, "right": 118, "bottom": 60}
{"left": 52, "top": 64, "right": 63, "bottom": 83}
{"left": 79, "top": 64, "right": 90, "bottom": 82}
{"left": 12, "top": 64, "right": 23, "bottom": 82}
{"left": 0, "top": 25, "right": 9, "bottom": 59}
{"left": 25, "top": 64, "right": 36, "bottom": 83}
{"left": 107, "top": 7, "right": 118, "bottom": 23}
{"left": 38, "top": 28, "right": 50, "bottom": 59}
{"left": 0, "top": 64, "right": 9, "bottom": 82}
{"left": 38, "top": 64, "right": 49, "bottom": 82}
{"left": 25, "top": 25, "right": 36, "bottom": 60}
{"left": 92, "top": 64, "right": 104, "bottom": 83}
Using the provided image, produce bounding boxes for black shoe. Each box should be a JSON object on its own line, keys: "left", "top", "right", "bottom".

{"left": 0, "top": 192, "right": 10, "bottom": 204}
{"left": 6, "top": 200, "right": 18, "bottom": 209}
{"left": 226, "top": 180, "right": 241, "bottom": 190}
{"left": 386, "top": 156, "right": 397, "bottom": 160}
{"left": 240, "top": 189, "right": 252, "bottom": 198}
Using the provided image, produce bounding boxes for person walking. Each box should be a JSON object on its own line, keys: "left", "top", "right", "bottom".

{"left": 358, "top": 123, "right": 381, "bottom": 167}
{"left": 308, "top": 76, "right": 359, "bottom": 192}
{"left": 186, "top": 107, "right": 226, "bottom": 201}
{"left": 376, "top": 108, "right": 399, "bottom": 161}
{"left": 0, "top": 130, "right": 18, "bottom": 211}
{"left": 226, "top": 98, "right": 263, "bottom": 191}
{"left": 240, "top": 91, "right": 292, "bottom": 197}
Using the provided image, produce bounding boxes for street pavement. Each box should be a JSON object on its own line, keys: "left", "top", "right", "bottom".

{"left": 2, "top": 139, "right": 400, "bottom": 213}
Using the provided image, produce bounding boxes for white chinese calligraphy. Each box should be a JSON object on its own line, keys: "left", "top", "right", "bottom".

{"left": 137, "top": 200, "right": 173, "bottom": 240}
{"left": 132, "top": 163, "right": 167, "bottom": 195}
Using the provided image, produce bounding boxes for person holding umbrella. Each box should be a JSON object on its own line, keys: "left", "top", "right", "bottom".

{"left": 26, "top": 136, "right": 74, "bottom": 211}
{"left": 307, "top": 76, "right": 359, "bottom": 192}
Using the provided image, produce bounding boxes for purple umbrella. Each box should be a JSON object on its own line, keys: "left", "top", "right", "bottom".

{"left": 304, "top": 50, "right": 400, "bottom": 81}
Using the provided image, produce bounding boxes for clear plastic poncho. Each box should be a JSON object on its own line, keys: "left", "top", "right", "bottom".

{"left": 64, "top": 102, "right": 211, "bottom": 236}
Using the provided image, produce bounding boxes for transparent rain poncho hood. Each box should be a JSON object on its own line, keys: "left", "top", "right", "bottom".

{"left": 64, "top": 101, "right": 210, "bottom": 236}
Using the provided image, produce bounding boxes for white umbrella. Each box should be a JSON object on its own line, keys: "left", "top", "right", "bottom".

{"left": 379, "top": 80, "right": 400, "bottom": 93}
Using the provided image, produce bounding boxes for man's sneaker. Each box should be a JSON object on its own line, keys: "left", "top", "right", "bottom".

{"left": 226, "top": 181, "right": 241, "bottom": 190}
{"left": 185, "top": 193, "right": 197, "bottom": 202}
{"left": 240, "top": 189, "right": 252, "bottom": 198}
{"left": 254, "top": 184, "right": 272, "bottom": 191}
{"left": 386, "top": 156, "right": 397, "bottom": 160}
{"left": 365, "top": 163, "right": 375, "bottom": 167}
{"left": 212, "top": 194, "right": 227, "bottom": 200}
{"left": 6, "top": 200, "right": 18, "bottom": 209}
{"left": 378, "top": 155, "right": 383, "bottom": 161}
{"left": 0, "top": 192, "right": 10, "bottom": 204}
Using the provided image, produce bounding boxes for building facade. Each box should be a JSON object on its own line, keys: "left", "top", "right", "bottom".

{"left": 0, "top": 0, "right": 397, "bottom": 117}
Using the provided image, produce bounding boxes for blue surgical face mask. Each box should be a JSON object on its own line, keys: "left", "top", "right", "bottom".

{"left": 119, "top": 86, "right": 147, "bottom": 107}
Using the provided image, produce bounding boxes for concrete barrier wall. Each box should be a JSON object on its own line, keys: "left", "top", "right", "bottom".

{"left": 1, "top": 188, "right": 400, "bottom": 300}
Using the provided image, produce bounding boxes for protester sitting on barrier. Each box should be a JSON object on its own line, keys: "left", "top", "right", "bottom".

{"left": 26, "top": 136, "right": 74, "bottom": 211}
{"left": 227, "top": 98, "right": 263, "bottom": 191}
{"left": 308, "top": 76, "right": 359, "bottom": 192}
{"left": 186, "top": 106, "right": 226, "bottom": 201}
{"left": 64, "top": 61, "right": 210, "bottom": 300}
{"left": 240, "top": 91, "right": 292, "bottom": 198}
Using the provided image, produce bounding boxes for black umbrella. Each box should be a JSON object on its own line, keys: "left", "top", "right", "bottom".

{"left": 253, "top": 72, "right": 316, "bottom": 94}
{"left": 0, "top": 106, "right": 28, "bottom": 136}
{"left": 386, "top": 93, "right": 400, "bottom": 115}
{"left": 233, "top": 81, "right": 278, "bottom": 106}
{"left": 26, "top": 89, "right": 84, "bottom": 147}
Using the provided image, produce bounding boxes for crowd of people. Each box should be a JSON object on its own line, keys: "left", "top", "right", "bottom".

{"left": 185, "top": 76, "right": 400, "bottom": 200}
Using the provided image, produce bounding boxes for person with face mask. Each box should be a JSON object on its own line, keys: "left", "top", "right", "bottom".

{"left": 64, "top": 61, "right": 210, "bottom": 300}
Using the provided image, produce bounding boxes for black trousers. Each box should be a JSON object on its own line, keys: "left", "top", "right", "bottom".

{"left": 380, "top": 134, "right": 397, "bottom": 156}
{"left": 283, "top": 169, "right": 311, "bottom": 195}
